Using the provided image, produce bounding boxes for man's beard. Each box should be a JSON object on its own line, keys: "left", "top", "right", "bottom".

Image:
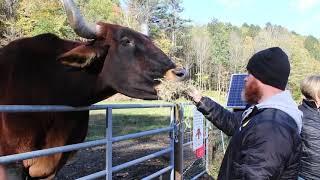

{"left": 242, "top": 79, "right": 262, "bottom": 105}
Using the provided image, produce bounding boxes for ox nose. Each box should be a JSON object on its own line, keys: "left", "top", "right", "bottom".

{"left": 172, "top": 67, "right": 189, "bottom": 81}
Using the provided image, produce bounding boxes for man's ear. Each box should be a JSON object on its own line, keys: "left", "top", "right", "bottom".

{"left": 57, "top": 44, "right": 109, "bottom": 68}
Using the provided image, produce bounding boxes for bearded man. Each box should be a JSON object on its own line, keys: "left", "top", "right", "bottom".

{"left": 188, "top": 47, "right": 302, "bottom": 180}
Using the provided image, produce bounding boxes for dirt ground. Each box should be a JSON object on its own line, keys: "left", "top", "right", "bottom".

{"left": 55, "top": 134, "right": 211, "bottom": 180}
{"left": 56, "top": 134, "right": 171, "bottom": 180}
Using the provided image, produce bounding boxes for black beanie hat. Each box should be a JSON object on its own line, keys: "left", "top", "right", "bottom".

{"left": 246, "top": 47, "right": 290, "bottom": 90}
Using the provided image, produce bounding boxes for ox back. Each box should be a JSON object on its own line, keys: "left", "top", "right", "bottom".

{"left": 0, "top": 34, "right": 101, "bottom": 178}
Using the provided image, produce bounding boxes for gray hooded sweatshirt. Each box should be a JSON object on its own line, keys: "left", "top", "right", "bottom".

{"left": 256, "top": 90, "right": 303, "bottom": 133}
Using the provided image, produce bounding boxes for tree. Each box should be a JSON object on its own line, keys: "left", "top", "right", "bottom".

{"left": 12, "top": 0, "right": 121, "bottom": 39}
{"left": 0, "top": 0, "right": 18, "bottom": 19}
{"left": 123, "top": 0, "right": 189, "bottom": 59}
{"left": 304, "top": 35, "right": 320, "bottom": 61}
{"left": 14, "top": 0, "right": 68, "bottom": 37}
{"left": 253, "top": 23, "right": 292, "bottom": 53}
{"left": 248, "top": 24, "right": 260, "bottom": 38}
{"left": 123, "top": 0, "right": 160, "bottom": 34}
{"left": 241, "top": 23, "right": 260, "bottom": 38}
{"left": 229, "top": 31, "right": 246, "bottom": 73}
{"left": 207, "top": 18, "right": 232, "bottom": 92}
{"left": 190, "top": 26, "right": 211, "bottom": 90}
{"left": 0, "top": 0, "right": 20, "bottom": 46}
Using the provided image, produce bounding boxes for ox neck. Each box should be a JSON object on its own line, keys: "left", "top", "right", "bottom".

{"left": 89, "top": 78, "right": 117, "bottom": 104}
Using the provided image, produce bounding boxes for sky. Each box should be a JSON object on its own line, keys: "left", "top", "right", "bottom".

{"left": 181, "top": 0, "right": 320, "bottom": 38}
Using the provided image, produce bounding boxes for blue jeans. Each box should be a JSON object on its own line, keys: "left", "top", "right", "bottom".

{"left": 298, "top": 176, "right": 305, "bottom": 180}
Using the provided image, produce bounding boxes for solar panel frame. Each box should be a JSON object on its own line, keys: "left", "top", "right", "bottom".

{"left": 226, "top": 73, "right": 248, "bottom": 109}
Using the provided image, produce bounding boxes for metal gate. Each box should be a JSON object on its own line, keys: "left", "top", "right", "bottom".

{"left": 0, "top": 103, "right": 218, "bottom": 179}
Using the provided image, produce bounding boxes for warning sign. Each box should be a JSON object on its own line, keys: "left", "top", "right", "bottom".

{"left": 193, "top": 108, "right": 204, "bottom": 158}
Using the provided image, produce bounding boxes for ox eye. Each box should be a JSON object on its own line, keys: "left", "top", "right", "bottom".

{"left": 120, "top": 37, "right": 134, "bottom": 47}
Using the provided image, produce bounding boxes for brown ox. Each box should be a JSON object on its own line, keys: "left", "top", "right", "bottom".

{"left": 0, "top": 0, "right": 188, "bottom": 179}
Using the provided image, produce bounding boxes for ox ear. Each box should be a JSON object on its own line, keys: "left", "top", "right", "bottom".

{"left": 57, "top": 44, "right": 109, "bottom": 68}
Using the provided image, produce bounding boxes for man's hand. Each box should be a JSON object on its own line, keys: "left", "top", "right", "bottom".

{"left": 186, "top": 87, "right": 203, "bottom": 103}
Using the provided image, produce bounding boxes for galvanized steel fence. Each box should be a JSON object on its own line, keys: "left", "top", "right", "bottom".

{"left": 0, "top": 103, "right": 226, "bottom": 179}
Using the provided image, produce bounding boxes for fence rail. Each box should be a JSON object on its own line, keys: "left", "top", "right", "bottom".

{"left": 0, "top": 104, "right": 174, "bottom": 112}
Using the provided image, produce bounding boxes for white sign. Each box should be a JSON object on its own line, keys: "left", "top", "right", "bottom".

{"left": 193, "top": 107, "right": 204, "bottom": 151}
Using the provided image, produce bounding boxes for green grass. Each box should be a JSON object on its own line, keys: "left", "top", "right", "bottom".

{"left": 85, "top": 91, "right": 227, "bottom": 141}
{"left": 203, "top": 91, "right": 227, "bottom": 105}
{"left": 86, "top": 104, "right": 172, "bottom": 141}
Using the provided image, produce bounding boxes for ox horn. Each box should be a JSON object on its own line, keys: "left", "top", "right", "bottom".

{"left": 61, "top": 0, "right": 97, "bottom": 39}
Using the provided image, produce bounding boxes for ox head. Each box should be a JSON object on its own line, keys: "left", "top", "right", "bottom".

{"left": 58, "top": 0, "right": 188, "bottom": 100}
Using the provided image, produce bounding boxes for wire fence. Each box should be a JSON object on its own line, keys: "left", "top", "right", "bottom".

{"left": 181, "top": 104, "right": 227, "bottom": 179}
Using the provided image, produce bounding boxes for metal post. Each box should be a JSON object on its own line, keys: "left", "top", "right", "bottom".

{"left": 106, "top": 108, "right": 113, "bottom": 180}
{"left": 220, "top": 131, "right": 225, "bottom": 153}
{"left": 205, "top": 120, "right": 209, "bottom": 171}
{"left": 170, "top": 107, "right": 175, "bottom": 180}
{"left": 174, "top": 104, "right": 184, "bottom": 180}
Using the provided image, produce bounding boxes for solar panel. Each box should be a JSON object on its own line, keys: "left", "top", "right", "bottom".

{"left": 226, "top": 74, "right": 248, "bottom": 109}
